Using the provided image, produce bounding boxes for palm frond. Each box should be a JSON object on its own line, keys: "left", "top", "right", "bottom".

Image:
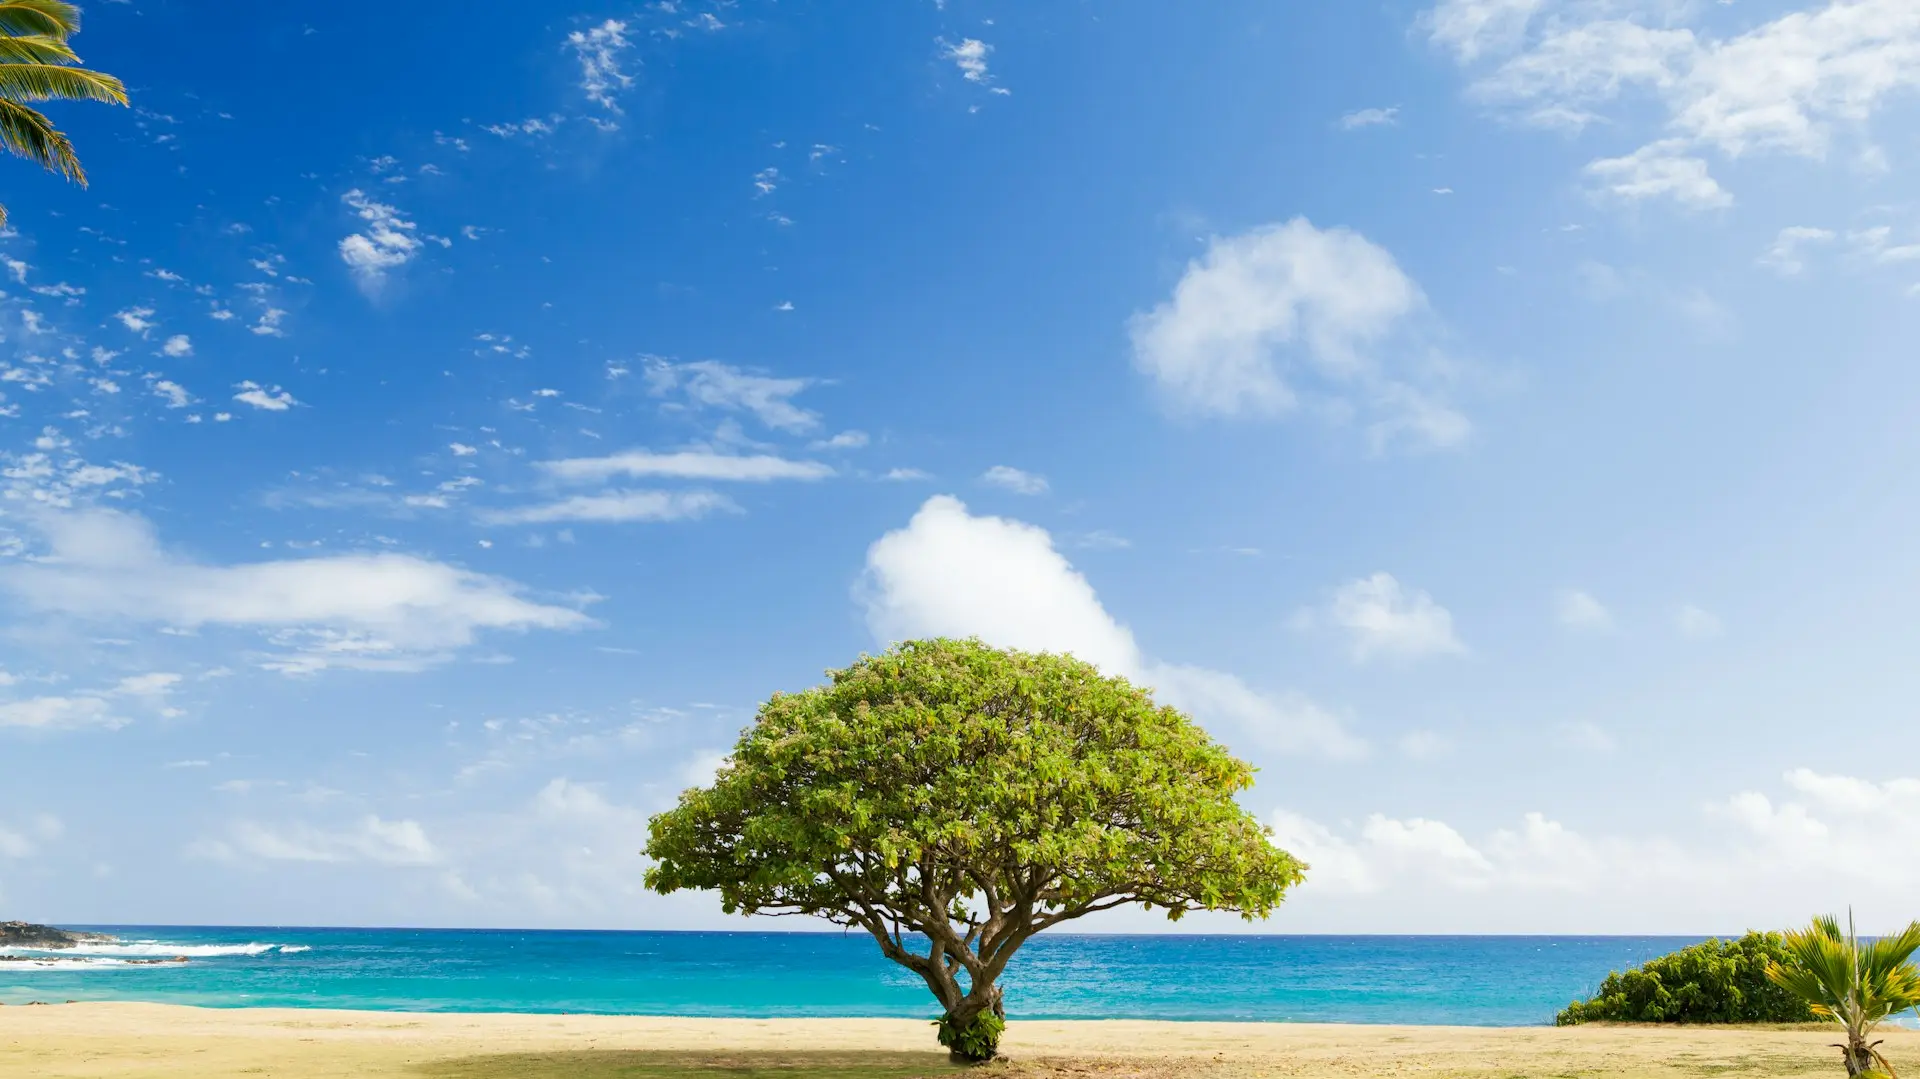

{"left": 0, "top": 63, "right": 125, "bottom": 105}
{"left": 0, "top": 95, "right": 80, "bottom": 183}
{"left": 0, "top": 0, "right": 78, "bottom": 40}
{"left": 0, "top": 33, "right": 75, "bottom": 65}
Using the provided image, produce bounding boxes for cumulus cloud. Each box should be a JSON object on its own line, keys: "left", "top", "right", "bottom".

{"left": 1554, "top": 588, "right": 1612, "bottom": 631}
{"left": 539, "top": 450, "right": 832, "bottom": 484}
{"left": 858, "top": 495, "right": 1366, "bottom": 759}
{"left": 233, "top": 381, "right": 297, "bottom": 411}
{"left": 1433, "top": 0, "right": 1920, "bottom": 206}
{"left": 1128, "top": 218, "right": 1466, "bottom": 450}
{"left": 0, "top": 508, "right": 591, "bottom": 673}
{"left": 1584, "top": 140, "right": 1731, "bottom": 209}
{"left": 160, "top": 334, "right": 192, "bottom": 358}
{"left": 1271, "top": 767, "right": 1920, "bottom": 932}
{"left": 642, "top": 359, "right": 819, "bottom": 432}
{"left": 150, "top": 380, "right": 193, "bottom": 409}
{"left": 338, "top": 189, "right": 422, "bottom": 292}
{"left": 979, "top": 465, "right": 1048, "bottom": 495}
{"left": 115, "top": 306, "right": 156, "bottom": 335}
{"left": 1306, "top": 572, "right": 1465, "bottom": 662}
{"left": 481, "top": 490, "right": 736, "bottom": 526}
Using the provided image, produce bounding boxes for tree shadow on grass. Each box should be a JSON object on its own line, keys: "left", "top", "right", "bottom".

{"left": 415, "top": 1049, "right": 971, "bottom": 1079}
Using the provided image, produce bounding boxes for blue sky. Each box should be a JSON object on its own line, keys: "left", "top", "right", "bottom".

{"left": 4, "top": 0, "right": 1920, "bottom": 933}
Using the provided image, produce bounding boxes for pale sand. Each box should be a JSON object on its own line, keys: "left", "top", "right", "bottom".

{"left": 2, "top": 1002, "right": 1912, "bottom": 1079}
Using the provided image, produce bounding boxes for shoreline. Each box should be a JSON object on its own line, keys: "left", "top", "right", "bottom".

{"left": 5, "top": 1003, "right": 1918, "bottom": 1077}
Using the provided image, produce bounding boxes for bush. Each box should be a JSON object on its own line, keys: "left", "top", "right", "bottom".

{"left": 1556, "top": 932, "right": 1817, "bottom": 1025}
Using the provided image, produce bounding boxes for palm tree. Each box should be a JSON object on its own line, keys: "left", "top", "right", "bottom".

{"left": 0, "top": 0, "right": 126, "bottom": 226}
{"left": 1767, "top": 913, "right": 1920, "bottom": 1078}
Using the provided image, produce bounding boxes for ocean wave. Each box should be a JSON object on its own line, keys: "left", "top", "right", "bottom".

{"left": 1, "top": 956, "right": 145, "bottom": 970}
{"left": 277, "top": 945, "right": 311, "bottom": 954}
{"left": 0, "top": 941, "right": 280, "bottom": 958}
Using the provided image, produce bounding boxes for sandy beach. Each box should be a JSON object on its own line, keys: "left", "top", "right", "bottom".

{"left": 2, "top": 1003, "right": 1911, "bottom": 1079}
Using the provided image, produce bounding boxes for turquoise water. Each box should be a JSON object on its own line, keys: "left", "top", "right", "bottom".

{"left": 1, "top": 928, "right": 1698, "bottom": 1025}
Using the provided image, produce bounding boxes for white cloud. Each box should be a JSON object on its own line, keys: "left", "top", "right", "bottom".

{"left": 979, "top": 465, "right": 1048, "bottom": 495}
{"left": 941, "top": 37, "right": 995, "bottom": 85}
{"left": 1128, "top": 218, "right": 1465, "bottom": 450}
{"left": 1437, "top": 0, "right": 1920, "bottom": 204}
{"left": 858, "top": 495, "right": 1366, "bottom": 758}
{"left": 0, "top": 672, "right": 180, "bottom": 732}
{"left": 1761, "top": 226, "right": 1838, "bottom": 276}
{"left": 195, "top": 816, "right": 439, "bottom": 866}
{"left": 1554, "top": 588, "right": 1612, "bottom": 630}
{"left": 161, "top": 334, "right": 192, "bottom": 358}
{"left": 1470, "top": 20, "right": 1695, "bottom": 130}
{"left": 0, "top": 694, "right": 119, "bottom": 731}
{"left": 481, "top": 490, "right": 736, "bottom": 526}
{"left": 1675, "top": 602, "right": 1724, "bottom": 639}
{"left": 1584, "top": 139, "right": 1731, "bottom": 208}
{"left": 1271, "top": 767, "right": 1920, "bottom": 931}
{"left": 1309, "top": 572, "right": 1465, "bottom": 662}
{"left": 114, "top": 306, "right": 156, "bottom": 335}
{"left": 643, "top": 359, "right": 819, "bottom": 432}
{"left": 540, "top": 450, "right": 831, "bottom": 484}
{"left": 0, "top": 508, "right": 591, "bottom": 673}
{"left": 567, "top": 19, "right": 634, "bottom": 112}
{"left": 233, "top": 381, "right": 297, "bottom": 411}
{"left": 251, "top": 308, "right": 288, "bottom": 337}
{"left": 151, "top": 378, "right": 194, "bottom": 407}
{"left": 883, "top": 468, "right": 931, "bottom": 482}
{"left": 810, "top": 430, "right": 868, "bottom": 451}
{"left": 1338, "top": 106, "right": 1400, "bottom": 129}
{"left": 338, "top": 189, "right": 422, "bottom": 292}
{"left": 1425, "top": 0, "right": 1546, "bottom": 62}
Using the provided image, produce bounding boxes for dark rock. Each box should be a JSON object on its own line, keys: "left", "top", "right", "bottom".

{"left": 0, "top": 922, "right": 116, "bottom": 950}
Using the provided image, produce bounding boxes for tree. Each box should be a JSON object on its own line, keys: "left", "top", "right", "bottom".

{"left": 0, "top": 1, "right": 127, "bottom": 226}
{"left": 1556, "top": 932, "right": 1815, "bottom": 1025}
{"left": 1766, "top": 914, "right": 1920, "bottom": 1078}
{"left": 644, "top": 638, "right": 1305, "bottom": 1062}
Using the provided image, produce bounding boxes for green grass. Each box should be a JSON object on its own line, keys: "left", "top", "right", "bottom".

{"left": 416, "top": 1050, "right": 969, "bottom": 1079}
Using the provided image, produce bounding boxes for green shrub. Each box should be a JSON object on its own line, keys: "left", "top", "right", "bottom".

{"left": 1556, "top": 932, "right": 1817, "bottom": 1025}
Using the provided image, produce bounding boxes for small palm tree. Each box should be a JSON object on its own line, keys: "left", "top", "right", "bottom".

{"left": 1767, "top": 913, "right": 1920, "bottom": 1078}
{"left": 0, "top": 0, "right": 127, "bottom": 226}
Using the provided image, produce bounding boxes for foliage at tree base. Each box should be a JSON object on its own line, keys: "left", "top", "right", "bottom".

{"left": 1556, "top": 932, "right": 1816, "bottom": 1025}
{"left": 935, "top": 1010, "right": 1006, "bottom": 1063}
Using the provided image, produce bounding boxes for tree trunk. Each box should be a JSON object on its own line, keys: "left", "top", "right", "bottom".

{"left": 938, "top": 983, "right": 1007, "bottom": 1063}
{"left": 1840, "top": 1035, "right": 1886, "bottom": 1078}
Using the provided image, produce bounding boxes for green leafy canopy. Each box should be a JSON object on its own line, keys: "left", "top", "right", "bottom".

{"left": 1557, "top": 932, "right": 1815, "bottom": 1025}
{"left": 644, "top": 639, "right": 1304, "bottom": 1057}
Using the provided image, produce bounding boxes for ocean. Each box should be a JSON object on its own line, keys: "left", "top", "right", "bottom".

{"left": 0, "top": 928, "right": 1701, "bottom": 1025}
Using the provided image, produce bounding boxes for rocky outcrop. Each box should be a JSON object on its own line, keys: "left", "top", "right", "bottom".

{"left": 0, "top": 922, "right": 116, "bottom": 949}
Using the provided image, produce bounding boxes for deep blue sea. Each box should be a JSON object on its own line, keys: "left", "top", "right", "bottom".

{"left": 0, "top": 928, "right": 1704, "bottom": 1025}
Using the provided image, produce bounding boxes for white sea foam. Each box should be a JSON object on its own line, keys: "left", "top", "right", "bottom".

{"left": 1, "top": 956, "right": 141, "bottom": 970}
{"left": 277, "top": 945, "right": 311, "bottom": 954}
{"left": 0, "top": 941, "right": 280, "bottom": 958}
